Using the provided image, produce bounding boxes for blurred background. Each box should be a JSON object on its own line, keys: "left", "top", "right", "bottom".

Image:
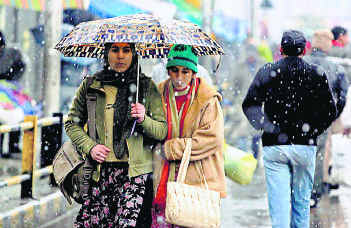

{"left": 2, "top": 0, "right": 351, "bottom": 167}
{"left": 1, "top": 1, "right": 351, "bottom": 227}
{"left": 2, "top": 0, "right": 351, "bottom": 144}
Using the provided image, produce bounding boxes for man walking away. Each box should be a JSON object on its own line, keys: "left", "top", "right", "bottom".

{"left": 242, "top": 30, "right": 337, "bottom": 228}
{"left": 304, "top": 29, "right": 349, "bottom": 208}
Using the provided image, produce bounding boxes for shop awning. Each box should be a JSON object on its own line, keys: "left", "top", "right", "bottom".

{"left": 88, "top": 0, "right": 176, "bottom": 20}
{"left": 0, "top": 0, "right": 85, "bottom": 11}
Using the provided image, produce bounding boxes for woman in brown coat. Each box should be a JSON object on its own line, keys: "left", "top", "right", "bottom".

{"left": 151, "top": 44, "right": 226, "bottom": 227}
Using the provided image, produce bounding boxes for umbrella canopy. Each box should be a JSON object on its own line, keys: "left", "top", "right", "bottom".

{"left": 0, "top": 80, "right": 41, "bottom": 115}
{"left": 55, "top": 13, "right": 224, "bottom": 59}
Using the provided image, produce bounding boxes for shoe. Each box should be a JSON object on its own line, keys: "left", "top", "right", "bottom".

{"left": 329, "top": 183, "right": 340, "bottom": 190}
{"left": 0, "top": 153, "right": 12, "bottom": 159}
{"left": 310, "top": 192, "right": 320, "bottom": 208}
{"left": 322, "top": 182, "right": 331, "bottom": 195}
{"left": 310, "top": 198, "right": 318, "bottom": 208}
{"left": 323, "top": 182, "right": 340, "bottom": 195}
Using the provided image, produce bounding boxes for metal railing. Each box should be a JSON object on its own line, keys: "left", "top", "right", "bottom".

{"left": 0, "top": 113, "right": 65, "bottom": 199}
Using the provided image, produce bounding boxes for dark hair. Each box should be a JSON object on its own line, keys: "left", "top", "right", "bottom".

{"left": 331, "top": 26, "right": 347, "bottom": 40}
{"left": 281, "top": 30, "right": 306, "bottom": 56}
{"left": 0, "top": 31, "right": 5, "bottom": 48}
{"left": 103, "top": 43, "right": 137, "bottom": 70}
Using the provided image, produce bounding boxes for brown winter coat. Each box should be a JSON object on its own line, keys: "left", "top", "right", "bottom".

{"left": 154, "top": 78, "right": 227, "bottom": 198}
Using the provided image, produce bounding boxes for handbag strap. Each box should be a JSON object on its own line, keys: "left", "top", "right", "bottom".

{"left": 176, "top": 138, "right": 209, "bottom": 190}
{"left": 176, "top": 138, "right": 192, "bottom": 184}
{"left": 195, "top": 162, "right": 209, "bottom": 190}
{"left": 86, "top": 76, "right": 97, "bottom": 141}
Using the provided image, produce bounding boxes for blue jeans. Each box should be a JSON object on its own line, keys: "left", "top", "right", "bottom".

{"left": 263, "top": 145, "right": 316, "bottom": 228}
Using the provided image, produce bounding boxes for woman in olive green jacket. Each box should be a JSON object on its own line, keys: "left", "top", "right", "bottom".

{"left": 65, "top": 42, "right": 167, "bottom": 228}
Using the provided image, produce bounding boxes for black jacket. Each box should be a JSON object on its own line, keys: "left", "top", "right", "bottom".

{"left": 242, "top": 56, "right": 337, "bottom": 146}
{"left": 304, "top": 49, "right": 349, "bottom": 118}
{"left": 0, "top": 47, "right": 26, "bottom": 81}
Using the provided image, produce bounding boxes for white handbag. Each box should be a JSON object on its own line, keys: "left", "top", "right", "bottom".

{"left": 165, "top": 138, "right": 221, "bottom": 228}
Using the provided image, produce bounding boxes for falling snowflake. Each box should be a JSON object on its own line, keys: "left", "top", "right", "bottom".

{"left": 302, "top": 123, "right": 310, "bottom": 132}
{"left": 129, "top": 84, "right": 137, "bottom": 93}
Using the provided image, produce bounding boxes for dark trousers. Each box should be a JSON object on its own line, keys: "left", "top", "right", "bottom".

{"left": 135, "top": 174, "right": 153, "bottom": 228}
{"left": 312, "top": 131, "right": 328, "bottom": 196}
{"left": 0, "top": 131, "right": 21, "bottom": 157}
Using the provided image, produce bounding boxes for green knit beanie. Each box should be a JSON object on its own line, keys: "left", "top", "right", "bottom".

{"left": 166, "top": 44, "right": 198, "bottom": 73}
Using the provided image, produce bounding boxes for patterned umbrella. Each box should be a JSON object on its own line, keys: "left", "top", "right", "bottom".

{"left": 55, "top": 13, "right": 224, "bottom": 135}
{"left": 55, "top": 13, "right": 224, "bottom": 58}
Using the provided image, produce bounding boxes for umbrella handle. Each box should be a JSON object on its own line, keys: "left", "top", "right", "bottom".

{"left": 130, "top": 56, "right": 140, "bottom": 136}
{"left": 130, "top": 120, "right": 137, "bottom": 137}
{"left": 213, "top": 55, "right": 222, "bottom": 74}
{"left": 136, "top": 55, "right": 140, "bottom": 104}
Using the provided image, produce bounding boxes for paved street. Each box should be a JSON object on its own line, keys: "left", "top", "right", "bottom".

{"left": 1, "top": 135, "right": 351, "bottom": 227}
{"left": 32, "top": 166, "right": 351, "bottom": 227}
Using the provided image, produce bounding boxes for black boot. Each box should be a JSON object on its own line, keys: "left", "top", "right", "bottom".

{"left": 310, "top": 192, "right": 321, "bottom": 208}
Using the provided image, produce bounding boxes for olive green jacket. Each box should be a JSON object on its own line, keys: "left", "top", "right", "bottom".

{"left": 64, "top": 75, "right": 167, "bottom": 181}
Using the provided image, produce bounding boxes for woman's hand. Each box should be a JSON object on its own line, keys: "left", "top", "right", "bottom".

{"left": 90, "top": 144, "right": 111, "bottom": 163}
{"left": 131, "top": 103, "right": 146, "bottom": 123}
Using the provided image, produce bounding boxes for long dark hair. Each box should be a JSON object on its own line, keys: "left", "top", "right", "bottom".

{"left": 103, "top": 42, "right": 138, "bottom": 74}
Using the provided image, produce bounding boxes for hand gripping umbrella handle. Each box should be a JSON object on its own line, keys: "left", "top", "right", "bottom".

{"left": 136, "top": 55, "right": 140, "bottom": 104}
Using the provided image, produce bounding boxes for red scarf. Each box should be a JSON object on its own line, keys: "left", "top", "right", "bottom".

{"left": 332, "top": 40, "right": 344, "bottom": 47}
{"left": 153, "top": 78, "right": 199, "bottom": 209}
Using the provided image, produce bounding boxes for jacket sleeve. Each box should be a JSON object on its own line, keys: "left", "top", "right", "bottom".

{"left": 242, "top": 66, "right": 266, "bottom": 130}
{"left": 0, "top": 50, "right": 25, "bottom": 81}
{"left": 64, "top": 79, "right": 97, "bottom": 156}
{"left": 140, "top": 79, "right": 168, "bottom": 141}
{"left": 313, "top": 72, "right": 338, "bottom": 134}
{"left": 335, "top": 65, "right": 349, "bottom": 118}
{"left": 164, "top": 97, "right": 224, "bottom": 161}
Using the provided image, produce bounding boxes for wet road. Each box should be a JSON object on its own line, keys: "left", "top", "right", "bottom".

{"left": 223, "top": 166, "right": 351, "bottom": 228}
{"left": 1, "top": 135, "right": 351, "bottom": 227}
{"left": 35, "top": 165, "right": 351, "bottom": 227}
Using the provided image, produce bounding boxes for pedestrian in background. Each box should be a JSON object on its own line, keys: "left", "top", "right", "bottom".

{"left": 0, "top": 31, "right": 26, "bottom": 157}
{"left": 329, "top": 26, "right": 351, "bottom": 83}
{"left": 242, "top": 30, "right": 337, "bottom": 228}
{"left": 330, "top": 26, "right": 350, "bottom": 58}
{"left": 65, "top": 42, "right": 167, "bottom": 228}
{"left": 152, "top": 44, "right": 226, "bottom": 227}
{"left": 221, "top": 39, "right": 265, "bottom": 158}
{"left": 304, "top": 29, "right": 349, "bottom": 207}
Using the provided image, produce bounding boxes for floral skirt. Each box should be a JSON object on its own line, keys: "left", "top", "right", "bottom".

{"left": 74, "top": 162, "right": 153, "bottom": 228}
